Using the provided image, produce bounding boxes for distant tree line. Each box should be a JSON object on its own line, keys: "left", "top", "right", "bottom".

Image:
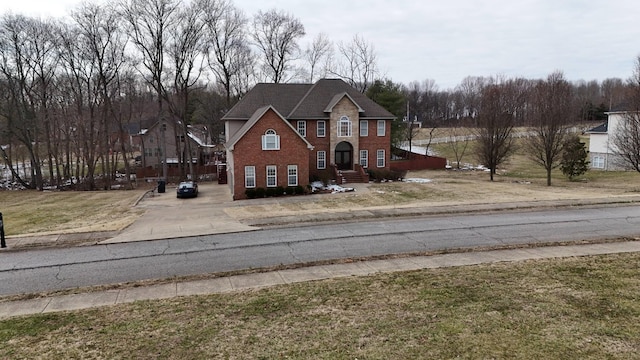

{"left": 0, "top": 0, "right": 635, "bottom": 191}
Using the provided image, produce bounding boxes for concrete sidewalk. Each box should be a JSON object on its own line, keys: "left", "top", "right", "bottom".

{"left": 2, "top": 240, "right": 640, "bottom": 319}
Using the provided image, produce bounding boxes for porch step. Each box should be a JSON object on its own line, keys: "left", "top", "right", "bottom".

{"left": 339, "top": 170, "right": 368, "bottom": 184}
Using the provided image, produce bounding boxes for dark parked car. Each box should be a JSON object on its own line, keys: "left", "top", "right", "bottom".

{"left": 176, "top": 181, "right": 198, "bottom": 198}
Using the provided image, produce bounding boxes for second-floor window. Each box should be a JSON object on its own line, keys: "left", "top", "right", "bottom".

{"left": 338, "top": 116, "right": 352, "bottom": 137}
{"left": 377, "top": 120, "right": 386, "bottom": 136}
{"left": 297, "top": 121, "right": 307, "bottom": 137}
{"left": 262, "top": 129, "right": 280, "bottom": 150}
{"left": 360, "top": 120, "right": 368, "bottom": 136}
{"left": 317, "top": 120, "right": 326, "bottom": 137}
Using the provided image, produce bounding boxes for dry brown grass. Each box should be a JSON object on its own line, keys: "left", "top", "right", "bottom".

{"left": 1, "top": 253, "right": 638, "bottom": 359}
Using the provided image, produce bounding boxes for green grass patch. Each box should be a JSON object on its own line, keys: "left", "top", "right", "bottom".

{"left": 1, "top": 252, "right": 638, "bottom": 358}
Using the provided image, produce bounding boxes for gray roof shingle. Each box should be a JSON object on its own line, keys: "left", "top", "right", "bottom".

{"left": 222, "top": 79, "right": 395, "bottom": 121}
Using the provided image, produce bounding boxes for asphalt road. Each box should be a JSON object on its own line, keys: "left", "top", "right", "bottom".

{"left": 1, "top": 205, "right": 639, "bottom": 296}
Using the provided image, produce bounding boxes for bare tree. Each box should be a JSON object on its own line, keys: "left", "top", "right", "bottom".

{"left": 303, "top": 33, "right": 333, "bottom": 83}
{"left": 475, "top": 80, "right": 520, "bottom": 181}
{"left": 164, "top": 1, "right": 206, "bottom": 179}
{"left": 73, "top": 2, "right": 132, "bottom": 189}
{"left": 330, "top": 34, "right": 377, "bottom": 93}
{"left": 251, "top": 9, "right": 305, "bottom": 83}
{"left": 200, "top": 0, "right": 252, "bottom": 106}
{"left": 0, "top": 15, "right": 59, "bottom": 190}
{"left": 120, "top": 0, "right": 178, "bottom": 113}
{"left": 612, "top": 57, "right": 640, "bottom": 173}
{"left": 525, "top": 71, "right": 574, "bottom": 186}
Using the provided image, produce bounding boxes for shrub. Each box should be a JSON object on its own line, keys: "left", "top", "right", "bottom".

{"left": 254, "top": 187, "right": 266, "bottom": 198}
{"left": 295, "top": 185, "right": 305, "bottom": 195}
{"left": 245, "top": 188, "right": 257, "bottom": 199}
{"left": 265, "top": 187, "right": 276, "bottom": 197}
{"left": 561, "top": 134, "right": 589, "bottom": 180}
{"left": 275, "top": 186, "right": 285, "bottom": 196}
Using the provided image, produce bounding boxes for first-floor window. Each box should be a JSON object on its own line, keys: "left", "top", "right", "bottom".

{"left": 287, "top": 165, "right": 298, "bottom": 186}
{"left": 376, "top": 149, "right": 385, "bottom": 168}
{"left": 317, "top": 151, "right": 326, "bottom": 169}
{"left": 245, "top": 166, "right": 256, "bottom": 188}
{"left": 592, "top": 156, "right": 605, "bottom": 169}
{"left": 360, "top": 150, "right": 368, "bottom": 168}
{"left": 266, "top": 165, "right": 277, "bottom": 187}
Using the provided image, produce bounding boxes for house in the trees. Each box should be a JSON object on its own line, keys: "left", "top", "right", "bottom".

{"left": 137, "top": 118, "right": 218, "bottom": 178}
{"left": 223, "top": 78, "right": 395, "bottom": 200}
{"left": 587, "top": 107, "right": 636, "bottom": 171}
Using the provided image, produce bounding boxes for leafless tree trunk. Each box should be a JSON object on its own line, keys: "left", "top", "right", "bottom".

{"left": 303, "top": 33, "right": 333, "bottom": 83}
{"left": 525, "top": 71, "right": 574, "bottom": 186}
{"left": 200, "top": 0, "right": 251, "bottom": 106}
{"left": 612, "top": 57, "right": 640, "bottom": 173}
{"left": 330, "top": 34, "right": 377, "bottom": 93}
{"left": 251, "top": 9, "right": 305, "bottom": 83}
{"left": 475, "top": 80, "right": 521, "bottom": 181}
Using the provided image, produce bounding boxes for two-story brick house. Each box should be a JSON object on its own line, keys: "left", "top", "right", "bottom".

{"left": 223, "top": 78, "right": 395, "bottom": 200}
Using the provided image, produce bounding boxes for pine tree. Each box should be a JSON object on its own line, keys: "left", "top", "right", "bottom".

{"left": 560, "top": 134, "right": 589, "bottom": 180}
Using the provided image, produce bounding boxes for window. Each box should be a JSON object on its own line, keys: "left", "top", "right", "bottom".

{"left": 317, "top": 120, "right": 326, "bottom": 137}
{"left": 266, "top": 165, "right": 277, "bottom": 187}
{"left": 593, "top": 156, "right": 605, "bottom": 169}
{"left": 377, "top": 120, "right": 386, "bottom": 136}
{"left": 376, "top": 149, "right": 385, "bottom": 168}
{"left": 262, "top": 129, "right": 280, "bottom": 150}
{"left": 287, "top": 165, "right": 298, "bottom": 186}
{"left": 360, "top": 120, "right": 368, "bottom": 136}
{"left": 297, "top": 121, "right": 306, "bottom": 137}
{"left": 317, "top": 151, "right": 326, "bottom": 169}
{"left": 338, "top": 116, "right": 352, "bottom": 137}
{"left": 244, "top": 166, "right": 256, "bottom": 188}
{"left": 360, "top": 150, "right": 368, "bottom": 168}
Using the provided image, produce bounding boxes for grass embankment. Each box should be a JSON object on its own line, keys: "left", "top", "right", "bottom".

{"left": 1, "top": 253, "right": 638, "bottom": 358}
{"left": 0, "top": 190, "right": 146, "bottom": 236}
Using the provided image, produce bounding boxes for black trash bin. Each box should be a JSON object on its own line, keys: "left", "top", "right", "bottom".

{"left": 157, "top": 180, "right": 166, "bottom": 193}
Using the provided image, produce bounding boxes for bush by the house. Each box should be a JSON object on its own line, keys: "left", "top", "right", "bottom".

{"left": 245, "top": 188, "right": 257, "bottom": 199}
{"left": 255, "top": 187, "right": 266, "bottom": 198}
{"left": 367, "top": 169, "right": 407, "bottom": 182}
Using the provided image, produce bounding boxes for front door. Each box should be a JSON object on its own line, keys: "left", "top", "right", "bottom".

{"left": 335, "top": 141, "right": 353, "bottom": 170}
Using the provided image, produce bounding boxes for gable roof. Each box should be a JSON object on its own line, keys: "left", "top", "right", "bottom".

{"left": 225, "top": 105, "right": 314, "bottom": 151}
{"left": 223, "top": 79, "right": 395, "bottom": 121}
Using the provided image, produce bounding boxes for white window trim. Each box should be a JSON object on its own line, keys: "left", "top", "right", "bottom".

{"left": 297, "top": 121, "right": 307, "bottom": 137}
{"left": 317, "top": 120, "right": 326, "bottom": 137}
{"left": 244, "top": 166, "right": 256, "bottom": 188}
{"left": 360, "top": 120, "right": 368, "bottom": 137}
{"left": 262, "top": 129, "right": 280, "bottom": 150}
{"left": 360, "top": 150, "right": 368, "bottom": 168}
{"left": 317, "top": 151, "right": 326, "bottom": 169}
{"left": 266, "top": 165, "right": 277, "bottom": 187}
{"left": 593, "top": 156, "right": 605, "bottom": 169}
{"left": 376, "top": 149, "right": 385, "bottom": 168}
{"left": 287, "top": 165, "right": 298, "bottom": 186}
{"left": 338, "top": 116, "right": 352, "bottom": 137}
{"left": 377, "top": 120, "right": 386, "bottom": 136}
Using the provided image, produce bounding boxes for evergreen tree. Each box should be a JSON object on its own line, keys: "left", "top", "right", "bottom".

{"left": 560, "top": 134, "right": 589, "bottom": 180}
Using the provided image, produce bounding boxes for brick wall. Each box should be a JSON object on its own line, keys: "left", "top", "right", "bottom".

{"left": 231, "top": 108, "right": 311, "bottom": 200}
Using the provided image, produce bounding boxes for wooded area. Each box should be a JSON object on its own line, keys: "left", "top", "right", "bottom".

{"left": 0, "top": 0, "right": 636, "bottom": 191}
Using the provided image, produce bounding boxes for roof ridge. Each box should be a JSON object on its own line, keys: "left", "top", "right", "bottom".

{"left": 287, "top": 81, "right": 319, "bottom": 118}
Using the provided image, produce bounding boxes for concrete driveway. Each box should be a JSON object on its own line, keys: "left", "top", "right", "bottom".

{"left": 104, "top": 182, "right": 257, "bottom": 243}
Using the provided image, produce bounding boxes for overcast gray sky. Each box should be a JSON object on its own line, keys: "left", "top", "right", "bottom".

{"left": 2, "top": 0, "right": 639, "bottom": 89}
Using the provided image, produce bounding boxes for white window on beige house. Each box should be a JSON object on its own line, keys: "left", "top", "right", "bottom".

{"left": 338, "top": 116, "right": 352, "bottom": 137}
